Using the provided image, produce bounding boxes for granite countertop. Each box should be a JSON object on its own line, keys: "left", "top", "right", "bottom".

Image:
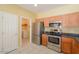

{"left": 62, "top": 33, "right": 79, "bottom": 38}
{"left": 44, "top": 32, "right": 62, "bottom": 36}
{"left": 44, "top": 31, "right": 79, "bottom": 38}
{"left": 44, "top": 31, "right": 79, "bottom": 42}
{"left": 62, "top": 33, "right": 79, "bottom": 42}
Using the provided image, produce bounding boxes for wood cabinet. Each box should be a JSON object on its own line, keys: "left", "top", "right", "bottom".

{"left": 44, "top": 12, "right": 79, "bottom": 28}
{"left": 44, "top": 19, "right": 49, "bottom": 27}
{"left": 61, "top": 12, "right": 79, "bottom": 28}
{"left": 38, "top": 12, "right": 79, "bottom": 28}
{"left": 61, "top": 37, "right": 74, "bottom": 54}
{"left": 42, "top": 34, "right": 48, "bottom": 46}
{"left": 38, "top": 12, "right": 79, "bottom": 29}
{"left": 61, "top": 36, "right": 79, "bottom": 54}
{"left": 68, "top": 13, "right": 79, "bottom": 27}
{"left": 61, "top": 15, "right": 70, "bottom": 28}
{"left": 72, "top": 39, "right": 79, "bottom": 54}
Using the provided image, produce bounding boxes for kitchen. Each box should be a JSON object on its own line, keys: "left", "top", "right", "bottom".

{"left": 0, "top": 0, "right": 79, "bottom": 59}
{"left": 0, "top": 4, "right": 79, "bottom": 54}
{"left": 32, "top": 11, "right": 79, "bottom": 54}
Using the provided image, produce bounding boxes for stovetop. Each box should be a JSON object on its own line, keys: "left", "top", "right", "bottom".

{"left": 44, "top": 32, "right": 62, "bottom": 36}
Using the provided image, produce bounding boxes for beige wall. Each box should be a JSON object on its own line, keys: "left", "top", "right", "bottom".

{"left": 62, "top": 27, "right": 79, "bottom": 34}
{"left": 37, "top": 4, "right": 79, "bottom": 18}
{"left": 0, "top": 4, "right": 36, "bottom": 20}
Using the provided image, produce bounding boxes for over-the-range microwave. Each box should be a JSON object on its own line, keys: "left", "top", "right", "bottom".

{"left": 49, "top": 21, "right": 61, "bottom": 28}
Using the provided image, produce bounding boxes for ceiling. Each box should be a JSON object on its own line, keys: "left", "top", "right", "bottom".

{"left": 18, "top": 4, "right": 66, "bottom": 13}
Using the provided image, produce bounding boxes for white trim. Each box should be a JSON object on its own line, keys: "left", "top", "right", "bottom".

{"left": 19, "top": 16, "right": 22, "bottom": 48}
{"left": 30, "top": 18, "right": 32, "bottom": 47}
{"left": 19, "top": 16, "right": 32, "bottom": 48}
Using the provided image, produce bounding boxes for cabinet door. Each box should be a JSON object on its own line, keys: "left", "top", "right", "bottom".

{"left": 68, "top": 13, "right": 79, "bottom": 27}
{"left": 0, "top": 12, "right": 3, "bottom": 51}
{"left": 44, "top": 19, "right": 49, "bottom": 27}
{"left": 61, "top": 37, "right": 73, "bottom": 54}
{"left": 62, "top": 15, "right": 70, "bottom": 28}
{"left": 62, "top": 13, "right": 79, "bottom": 28}
{"left": 72, "top": 39, "right": 79, "bottom": 54}
{"left": 42, "top": 34, "right": 48, "bottom": 46}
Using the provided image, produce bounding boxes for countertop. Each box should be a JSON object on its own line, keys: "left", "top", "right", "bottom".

{"left": 44, "top": 31, "right": 79, "bottom": 43}
{"left": 62, "top": 33, "right": 79, "bottom": 38}
{"left": 44, "top": 31, "right": 79, "bottom": 38}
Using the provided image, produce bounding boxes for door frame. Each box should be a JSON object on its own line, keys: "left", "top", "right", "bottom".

{"left": 19, "top": 16, "right": 31, "bottom": 48}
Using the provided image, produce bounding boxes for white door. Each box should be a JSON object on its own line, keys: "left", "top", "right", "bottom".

{"left": 10, "top": 14, "right": 18, "bottom": 50}
{"left": 2, "top": 13, "right": 9, "bottom": 52}
{"left": 0, "top": 12, "right": 3, "bottom": 51}
{"left": 2, "top": 12, "right": 18, "bottom": 52}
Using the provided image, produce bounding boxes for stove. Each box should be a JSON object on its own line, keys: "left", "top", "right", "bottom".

{"left": 46, "top": 21, "right": 62, "bottom": 52}
{"left": 47, "top": 35, "right": 61, "bottom": 52}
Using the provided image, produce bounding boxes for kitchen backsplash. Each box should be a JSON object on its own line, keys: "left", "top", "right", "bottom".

{"left": 45, "top": 27, "right": 54, "bottom": 32}
{"left": 45, "top": 27, "right": 79, "bottom": 34}
{"left": 62, "top": 27, "right": 79, "bottom": 34}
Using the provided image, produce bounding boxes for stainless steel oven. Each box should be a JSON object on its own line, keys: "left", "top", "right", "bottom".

{"left": 47, "top": 21, "right": 62, "bottom": 52}
{"left": 48, "top": 36, "right": 59, "bottom": 44}
{"left": 47, "top": 35, "right": 61, "bottom": 52}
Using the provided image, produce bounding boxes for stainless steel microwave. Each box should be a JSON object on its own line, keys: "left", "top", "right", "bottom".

{"left": 49, "top": 23, "right": 61, "bottom": 28}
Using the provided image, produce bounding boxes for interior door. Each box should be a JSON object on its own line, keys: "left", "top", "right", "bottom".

{"left": 11, "top": 15, "right": 18, "bottom": 50}
{"left": 3, "top": 13, "right": 10, "bottom": 52}
{"left": 2, "top": 12, "right": 18, "bottom": 52}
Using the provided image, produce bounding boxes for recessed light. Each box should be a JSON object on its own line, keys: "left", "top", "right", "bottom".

{"left": 34, "top": 4, "right": 38, "bottom": 7}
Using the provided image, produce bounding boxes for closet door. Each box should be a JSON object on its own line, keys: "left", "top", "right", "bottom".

{"left": 10, "top": 14, "right": 18, "bottom": 50}
{"left": 3, "top": 12, "right": 18, "bottom": 52}
{"left": 0, "top": 12, "right": 3, "bottom": 51}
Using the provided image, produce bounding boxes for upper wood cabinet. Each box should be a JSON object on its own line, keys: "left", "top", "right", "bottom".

{"left": 44, "top": 19, "right": 49, "bottom": 27}
{"left": 62, "top": 12, "right": 79, "bottom": 28}
{"left": 68, "top": 13, "right": 79, "bottom": 27}
{"left": 61, "top": 15, "right": 69, "bottom": 28}
{"left": 49, "top": 16, "right": 62, "bottom": 23}
{"left": 38, "top": 12, "right": 79, "bottom": 28}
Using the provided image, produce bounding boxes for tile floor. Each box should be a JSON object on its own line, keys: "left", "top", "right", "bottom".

{"left": 9, "top": 43, "right": 60, "bottom": 54}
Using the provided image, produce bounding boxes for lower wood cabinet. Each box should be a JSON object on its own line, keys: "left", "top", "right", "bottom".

{"left": 61, "top": 37, "right": 79, "bottom": 54}
{"left": 72, "top": 39, "right": 79, "bottom": 54}
{"left": 42, "top": 34, "right": 48, "bottom": 46}
{"left": 61, "top": 37, "right": 73, "bottom": 54}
